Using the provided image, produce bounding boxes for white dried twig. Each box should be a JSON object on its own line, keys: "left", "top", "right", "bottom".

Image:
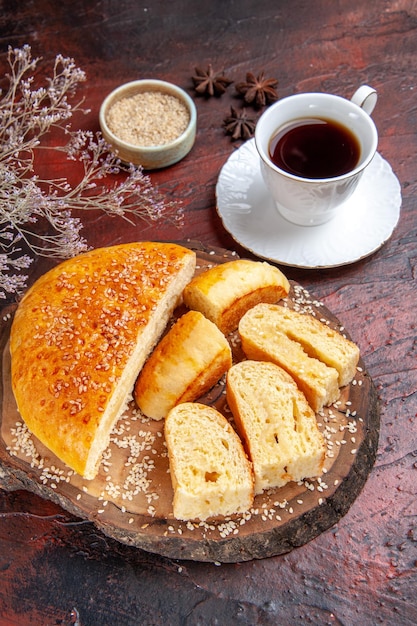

{"left": 0, "top": 45, "right": 183, "bottom": 299}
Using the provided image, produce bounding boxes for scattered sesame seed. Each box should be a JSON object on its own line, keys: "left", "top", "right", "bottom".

{"left": 5, "top": 271, "right": 364, "bottom": 544}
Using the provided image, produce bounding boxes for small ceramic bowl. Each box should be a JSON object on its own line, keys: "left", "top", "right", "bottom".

{"left": 99, "top": 79, "right": 197, "bottom": 169}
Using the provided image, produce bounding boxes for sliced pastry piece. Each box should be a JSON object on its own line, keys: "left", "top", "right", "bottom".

{"left": 226, "top": 360, "right": 326, "bottom": 495}
{"left": 165, "top": 402, "right": 254, "bottom": 521}
{"left": 239, "top": 304, "right": 340, "bottom": 412}
{"left": 134, "top": 310, "right": 232, "bottom": 420}
{"left": 248, "top": 303, "right": 360, "bottom": 387}
{"left": 183, "top": 258, "right": 290, "bottom": 335}
{"left": 10, "top": 242, "right": 196, "bottom": 479}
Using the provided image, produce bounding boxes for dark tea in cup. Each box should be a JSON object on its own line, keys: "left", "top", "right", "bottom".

{"left": 269, "top": 117, "right": 361, "bottom": 179}
{"left": 255, "top": 88, "right": 378, "bottom": 225}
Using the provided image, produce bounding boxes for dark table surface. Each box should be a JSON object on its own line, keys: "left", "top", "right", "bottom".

{"left": 1, "top": 1, "right": 416, "bottom": 624}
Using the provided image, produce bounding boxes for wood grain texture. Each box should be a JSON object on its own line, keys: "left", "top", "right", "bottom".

{"left": 0, "top": 245, "right": 379, "bottom": 563}
{"left": 0, "top": 0, "right": 416, "bottom": 624}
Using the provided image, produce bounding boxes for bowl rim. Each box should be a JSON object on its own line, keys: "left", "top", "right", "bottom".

{"left": 99, "top": 79, "right": 197, "bottom": 154}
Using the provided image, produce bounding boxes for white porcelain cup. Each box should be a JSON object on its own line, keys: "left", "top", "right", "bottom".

{"left": 254, "top": 86, "right": 378, "bottom": 226}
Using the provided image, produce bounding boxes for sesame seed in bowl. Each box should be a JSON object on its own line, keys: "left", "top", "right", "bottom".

{"left": 99, "top": 79, "right": 197, "bottom": 170}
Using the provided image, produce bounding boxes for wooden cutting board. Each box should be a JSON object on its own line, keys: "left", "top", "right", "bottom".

{"left": 0, "top": 241, "right": 379, "bottom": 563}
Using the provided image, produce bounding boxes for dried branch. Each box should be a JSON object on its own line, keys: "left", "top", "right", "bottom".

{"left": 0, "top": 45, "right": 183, "bottom": 300}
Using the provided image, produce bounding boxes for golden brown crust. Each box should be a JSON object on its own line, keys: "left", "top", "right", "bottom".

{"left": 183, "top": 259, "right": 290, "bottom": 335}
{"left": 134, "top": 310, "right": 232, "bottom": 419}
{"left": 10, "top": 242, "right": 196, "bottom": 478}
{"left": 218, "top": 285, "right": 288, "bottom": 336}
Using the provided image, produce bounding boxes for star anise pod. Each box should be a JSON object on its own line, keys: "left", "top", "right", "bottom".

{"left": 192, "top": 64, "right": 233, "bottom": 97}
{"left": 223, "top": 107, "right": 257, "bottom": 141}
{"left": 235, "top": 71, "right": 279, "bottom": 108}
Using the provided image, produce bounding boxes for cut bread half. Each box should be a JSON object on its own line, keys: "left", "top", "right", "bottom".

{"left": 10, "top": 242, "right": 196, "bottom": 479}
{"left": 183, "top": 258, "right": 290, "bottom": 335}
{"left": 134, "top": 310, "right": 232, "bottom": 419}
{"left": 165, "top": 402, "right": 254, "bottom": 521}
{"left": 226, "top": 360, "right": 326, "bottom": 495}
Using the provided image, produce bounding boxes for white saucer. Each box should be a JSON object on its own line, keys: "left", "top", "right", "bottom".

{"left": 215, "top": 139, "right": 402, "bottom": 268}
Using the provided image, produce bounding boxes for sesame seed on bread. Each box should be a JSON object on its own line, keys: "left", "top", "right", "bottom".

{"left": 10, "top": 242, "right": 196, "bottom": 480}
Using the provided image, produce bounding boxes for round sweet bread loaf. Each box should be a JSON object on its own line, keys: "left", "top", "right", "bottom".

{"left": 10, "top": 242, "right": 196, "bottom": 479}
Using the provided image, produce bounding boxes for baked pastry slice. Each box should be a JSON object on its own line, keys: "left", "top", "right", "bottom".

{"left": 134, "top": 310, "right": 232, "bottom": 419}
{"left": 239, "top": 304, "right": 340, "bottom": 412}
{"left": 183, "top": 258, "right": 290, "bottom": 335}
{"left": 226, "top": 360, "right": 326, "bottom": 495}
{"left": 10, "top": 242, "right": 196, "bottom": 479}
{"left": 165, "top": 402, "right": 254, "bottom": 521}
{"left": 249, "top": 303, "right": 360, "bottom": 387}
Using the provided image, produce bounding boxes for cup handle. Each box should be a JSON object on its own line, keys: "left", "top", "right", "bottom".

{"left": 351, "top": 85, "right": 377, "bottom": 115}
